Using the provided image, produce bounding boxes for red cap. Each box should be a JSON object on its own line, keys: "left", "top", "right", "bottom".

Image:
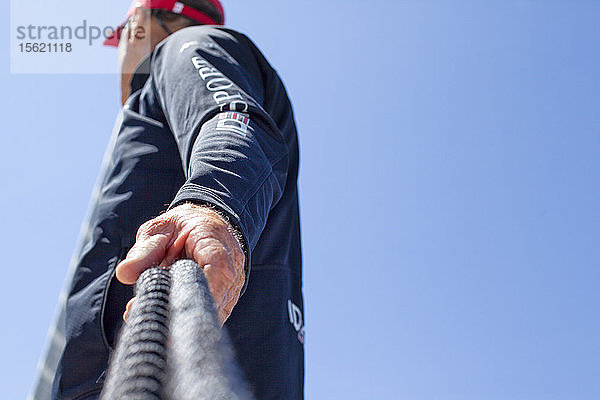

{"left": 104, "top": 0, "right": 224, "bottom": 46}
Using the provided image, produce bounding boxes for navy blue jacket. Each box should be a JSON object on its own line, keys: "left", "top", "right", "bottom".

{"left": 35, "top": 26, "right": 303, "bottom": 400}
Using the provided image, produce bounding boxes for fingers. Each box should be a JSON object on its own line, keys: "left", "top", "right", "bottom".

{"left": 116, "top": 217, "right": 180, "bottom": 284}
{"left": 158, "top": 225, "right": 192, "bottom": 268}
{"left": 116, "top": 234, "right": 170, "bottom": 284}
{"left": 123, "top": 297, "right": 136, "bottom": 322}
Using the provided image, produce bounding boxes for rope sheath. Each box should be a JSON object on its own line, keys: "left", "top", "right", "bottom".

{"left": 99, "top": 260, "right": 253, "bottom": 400}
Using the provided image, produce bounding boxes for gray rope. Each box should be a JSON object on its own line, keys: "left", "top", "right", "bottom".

{"left": 167, "top": 260, "right": 252, "bottom": 400}
{"left": 99, "top": 260, "right": 253, "bottom": 400}
{"left": 100, "top": 267, "right": 171, "bottom": 400}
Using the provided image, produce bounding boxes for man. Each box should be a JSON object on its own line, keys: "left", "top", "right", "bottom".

{"left": 31, "top": 1, "right": 304, "bottom": 399}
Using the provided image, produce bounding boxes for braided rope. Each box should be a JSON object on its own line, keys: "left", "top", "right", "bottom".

{"left": 100, "top": 260, "right": 253, "bottom": 400}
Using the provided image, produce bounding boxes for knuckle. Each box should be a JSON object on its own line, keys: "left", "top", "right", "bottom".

{"left": 198, "top": 237, "right": 229, "bottom": 258}
{"left": 136, "top": 220, "right": 153, "bottom": 238}
{"left": 137, "top": 219, "right": 158, "bottom": 237}
{"left": 138, "top": 216, "right": 172, "bottom": 237}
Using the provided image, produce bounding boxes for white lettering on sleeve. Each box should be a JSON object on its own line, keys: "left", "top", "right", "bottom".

{"left": 190, "top": 56, "right": 250, "bottom": 113}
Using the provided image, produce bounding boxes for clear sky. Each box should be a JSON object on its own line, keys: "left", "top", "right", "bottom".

{"left": 2, "top": 1, "right": 599, "bottom": 399}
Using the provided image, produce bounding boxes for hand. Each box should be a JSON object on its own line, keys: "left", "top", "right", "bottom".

{"left": 116, "top": 203, "right": 245, "bottom": 325}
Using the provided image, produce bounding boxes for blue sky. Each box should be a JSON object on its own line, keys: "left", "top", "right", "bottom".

{"left": 2, "top": 1, "right": 599, "bottom": 399}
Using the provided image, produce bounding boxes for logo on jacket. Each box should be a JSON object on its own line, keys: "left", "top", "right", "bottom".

{"left": 287, "top": 300, "right": 305, "bottom": 344}
{"left": 216, "top": 111, "right": 253, "bottom": 136}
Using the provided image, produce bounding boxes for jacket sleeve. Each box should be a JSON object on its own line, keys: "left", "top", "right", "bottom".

{"left": 149, "top": 27, "right": 289, "bottom": 289}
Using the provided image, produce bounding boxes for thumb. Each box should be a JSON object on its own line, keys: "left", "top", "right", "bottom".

{"left": 116, "top": 234, "right": 171, "bottom": 284}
